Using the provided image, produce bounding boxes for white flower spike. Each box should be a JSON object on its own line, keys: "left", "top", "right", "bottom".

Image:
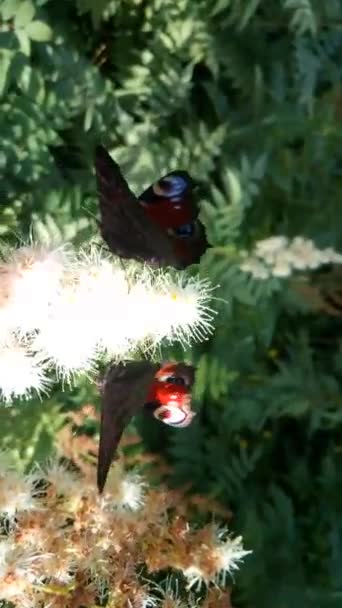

{"left": 241, "top": 236, "right": 342, "bottom": 280}
{"left": 0, "top": 339, "right": 50, "bottom": 403}
{"left": 0, "top": 242, "right": 215, "bottom": 402}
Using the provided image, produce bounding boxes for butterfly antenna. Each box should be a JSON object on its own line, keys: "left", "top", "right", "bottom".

{"left": 80, "top": 204, "right": 98, "bottom": 223}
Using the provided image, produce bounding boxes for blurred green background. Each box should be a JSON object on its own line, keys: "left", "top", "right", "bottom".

{"left": 1, "top": 0, "right": 342, "bottom": 606}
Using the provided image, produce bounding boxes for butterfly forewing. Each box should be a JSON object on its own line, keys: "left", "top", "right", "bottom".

{"left": 95, "top": 145, "right": 180, "bottom": 268}
{"left": 97, "top": 360, "right": 159, "bottom": 493}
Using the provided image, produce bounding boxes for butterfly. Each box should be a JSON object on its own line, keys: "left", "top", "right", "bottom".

{"left": 97, "top": 360, "right": 196, "bottom": 493}
{"left": 95, "top": 145, "right": 208, "bottom": 269}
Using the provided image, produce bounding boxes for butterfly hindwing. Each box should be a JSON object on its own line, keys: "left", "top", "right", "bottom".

{"left": 139, "top": 170, "right": 208, "bottom": 267}
{"left": 174, "top": 362, "right": 196, "bottom": 387}
{"left": 139, "top": 171, "right": 197, "bottom": 228}
{"left": 97, "top": 360, "right": 159, "bottom": 493}
{"left": 171, "top": 221, "right": 208, "bottom": 268}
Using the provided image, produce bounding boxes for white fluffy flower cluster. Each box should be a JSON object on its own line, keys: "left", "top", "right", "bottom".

{"left": 240, "top": 236, "right": 342, "bottom": 279}
{"left": 0, "top": 243, "right": 214, "bottom": 403}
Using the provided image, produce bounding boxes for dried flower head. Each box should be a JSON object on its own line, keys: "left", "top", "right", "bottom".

{"left": 0, "top": 469, "right": 40, "bottom": 521}
{"left": 0, "top": 458, "right": 251, "bottom": 608}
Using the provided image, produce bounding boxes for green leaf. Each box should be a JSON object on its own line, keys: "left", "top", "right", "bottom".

{"left": 0, "top": 49, "right": 13, "bottom": 97}
{"left": 26, "top": 20, "right": 52, "bottom": 41}
{"left": 15, "top": 30, "right": 31, "bottom": 55}
{"left": 227, "top": 169, "right": 242, "bottom": 206}
{"left": 238, "top": 0, "right": 262, "bottom": 30}
{"left": 14, "top": 0, "right": 35, "bottom": 27}
{"left": 17, "top": 64, "right": 45, "bottom": 103}
{"left": 76, "top": 0, "right": 111, "bottom": 27}
{"left": 0, "top": 0, "right": 22, "bottom": 20}
{"left": 0, "top": 31, "right": 18, "bottom": 50}
{"left": 84, "top": 104, "right": 94, "bottom": 131}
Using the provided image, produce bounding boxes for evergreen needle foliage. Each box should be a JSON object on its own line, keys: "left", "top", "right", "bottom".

{"left": 1, "top": 0, "right": 342, "bottom": 606}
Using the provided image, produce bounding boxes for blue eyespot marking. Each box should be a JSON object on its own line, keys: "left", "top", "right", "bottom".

{"left": 162, "top": 175, "right": 188, "bottom": 197}
{"left": 173, "top": 223, "right": 195, "bottom": 238}
{"left": 165, "top": 375, "right": 186, "bottom": 385}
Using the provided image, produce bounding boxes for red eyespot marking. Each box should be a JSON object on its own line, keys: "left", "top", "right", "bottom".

{"left": 154, "top": 363, "right": 179, "bottom": 381}
{"left": 148, "top": 362, "right": 196, "bottom": 428}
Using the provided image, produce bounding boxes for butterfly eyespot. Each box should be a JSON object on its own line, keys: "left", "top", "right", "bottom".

{"left": 157, "top": 374, "right": 185, "bottom": 385}
{"left": 168, "top": 223, "right": 195, "bottom": 239}
{"left": 153, "top": 183, "right": 167, "bottom": 197}
{"left": 153, "top": 175, "right": 188, "bottom": 198}
{"left": 166, "top": 376, "right": 186, "bottom": 385}
{"left": 153, "top": 404, "right": 188, "bottom": 426}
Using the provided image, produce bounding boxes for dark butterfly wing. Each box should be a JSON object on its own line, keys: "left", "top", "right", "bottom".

{"left": 138, "top": 172, "right": 198, "bottom": 231}
{"left": 139, "top": 172, "right": 208, "bottom": 265}
{"left": 171, "top": 221, "right": 208, "bottom": 267}
{"left": 97, "top": 360, "right": 159, "bottom": 493}
{"left": 173, "top": 363, "right": 196, "bottom": 387}
{"left": 156, "top": 362, "right": 196, "bottom": 389}
{"left": 95, "top": 145, "right": 179, "bottom": 268}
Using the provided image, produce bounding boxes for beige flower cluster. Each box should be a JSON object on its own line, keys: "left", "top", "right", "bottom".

{"left": 240, "top": 236, "right": 342, "bottom": 279}
{"left": 0, "top": 458, "right": 251, "bottom": 608}
{"left": 0, "top": 243, "right": 215, "bottom": 402}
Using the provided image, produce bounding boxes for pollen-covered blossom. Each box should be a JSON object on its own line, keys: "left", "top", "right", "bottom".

{"left": 287, "top": 237, "right": 342, "bottom": 270}
{"left": 0, "top": 244, "right": 68, "bottom": 336}
{"left": 32, "top": 282, "right": 101, "bottom": 382}
{"left": 98, "top": 465, "right": 146, "bottom": 512}
{"left": 0, "top": 458, "right": 250, "bottom": 608}
{"left": 0, "top": 463, "right": 40, "bottom": 520}
{"left": 255, "top": 236, "right": 289, "bottom": 262}
{"left": 240, "top": 235, "right": 342, "bottom": 280}
{"left": 182, "top": 528, "right": 252, "bottom": 590}
{"left": 214, "top": 533, "right": 253, "bottom": 584}
{"left": 0, "top": 242, "right": 215, "bottom": 401}
{"left": 147, "top": 577, "right": 186, "bottom": 608}
{"left": 240, "top": 258, "right": 270, "bottom": 279}
{"left": 0, "top": 541, "right": 50, "bottom": 606}
{"left": 0, "top": 338, "right": 50, "bottom": 402}
{"left": 116, "top": 473, "right": 146, "bottom": 511}
{"left": 271, "top": 249, "right": 295, "bottom": 278}
{"left": 39, "top": 460, "right": 80, "bottom": 496}
{"left": 146, "top": 272, "right": 216, "bottom": 347}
